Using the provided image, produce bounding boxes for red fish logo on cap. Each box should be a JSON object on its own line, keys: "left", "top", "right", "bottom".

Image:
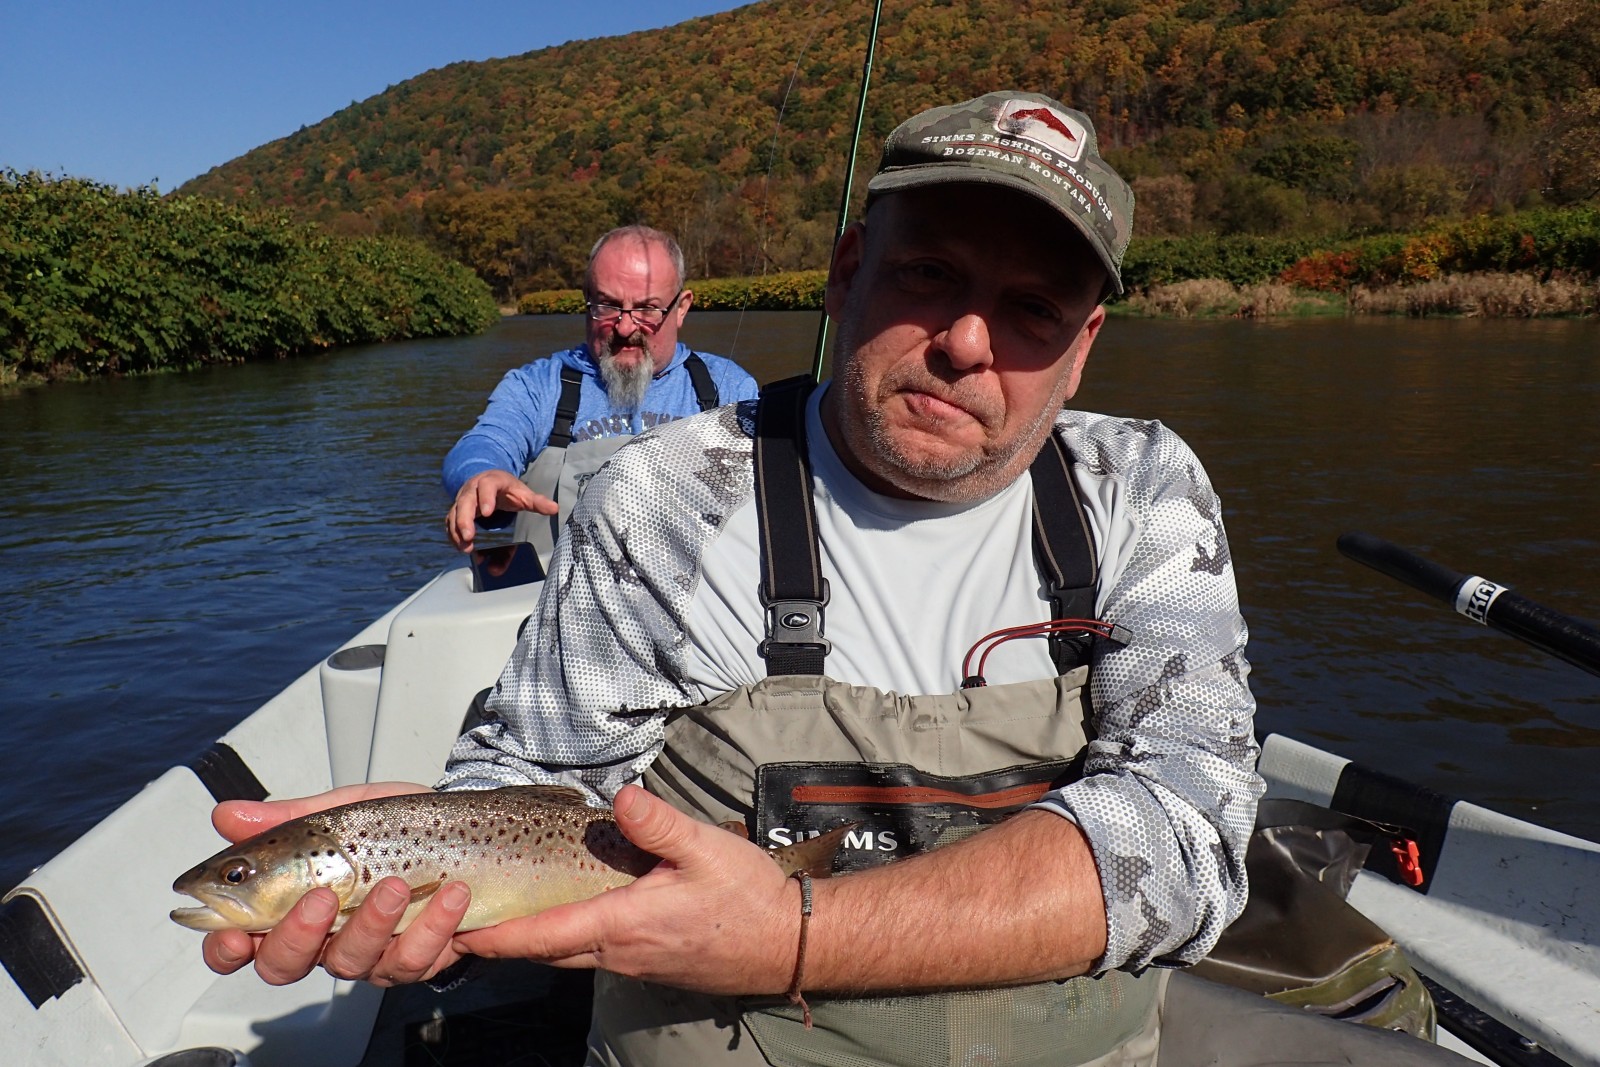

{"left": 995, "top": 99, "right": 1089, "bottom": 163}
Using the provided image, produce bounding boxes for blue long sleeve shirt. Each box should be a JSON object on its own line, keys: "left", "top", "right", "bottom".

{"left": 441, "top": 342, "right": 760, "bottom": 498}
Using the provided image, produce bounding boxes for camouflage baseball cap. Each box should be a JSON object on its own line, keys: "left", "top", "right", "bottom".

{"left": 867, "top": 91, "right": 1135, "bottom": 298}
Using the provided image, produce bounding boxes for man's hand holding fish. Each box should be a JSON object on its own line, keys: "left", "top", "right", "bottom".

{"left": 450, "top": 784, "right": 812, "bottom": 996}
{"left": 195, "top": 782, "right": 474, "bottom": 988}
{"left": 177, "top": 781, "right": 850, "bottom": 993}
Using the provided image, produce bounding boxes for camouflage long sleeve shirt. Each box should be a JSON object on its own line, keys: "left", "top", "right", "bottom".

{"left": 439, "top": 390, "right": 1263, "bottom": 971}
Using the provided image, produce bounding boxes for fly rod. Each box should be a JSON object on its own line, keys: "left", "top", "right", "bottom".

{"left": 1337, "top": 531, "right": 1600, "bottom": 679}
{"left": 810, "top": 0, "right": 886, "bottom": 383}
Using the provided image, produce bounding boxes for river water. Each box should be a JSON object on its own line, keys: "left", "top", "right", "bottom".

{"left": 1, "top": 312, "right": 1596, "bottom": 894}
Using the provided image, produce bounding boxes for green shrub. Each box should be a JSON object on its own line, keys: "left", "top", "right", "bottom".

{"left": 517, "top": 289, "right": 585, "bottom": 315}
{"left": 517, "top": 270, "right": 828, "bottom": 315}
{"left": 1275, "top": 209, "right": 1600, "bottom": 289}
{"left": 0, "top": 170, "right": 498, "bottom": 383}
{"left": 1121, "top": 234, "right": 1321, "bottom": 290}
{"left": 693, "top": 271, "right": 826, "bottom": 310}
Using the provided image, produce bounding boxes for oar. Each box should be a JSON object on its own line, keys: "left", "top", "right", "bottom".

{"left": 810, "top": 0, "right": 886, "bottom": 383}
{"left": 1337, "top": 531, "right": 1600, "bottom": 679}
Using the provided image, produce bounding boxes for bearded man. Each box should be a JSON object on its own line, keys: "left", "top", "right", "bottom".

{"left": 442, "top": 225, "right": 758, "bottom": 565}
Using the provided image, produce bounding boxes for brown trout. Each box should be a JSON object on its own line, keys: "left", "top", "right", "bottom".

{"left": 171, "top": 785, "right": 848, "bottom": 934}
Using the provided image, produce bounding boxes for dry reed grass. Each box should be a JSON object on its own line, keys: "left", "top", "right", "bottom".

{"left": 1122, "top": 272, "right": 1597, "bottom": 318}
{"left": 1125, "top": 280, "right": 1309, "bottom": 318}
{"left": 1349, "top": 272, "right": 1599, "bottom": 317}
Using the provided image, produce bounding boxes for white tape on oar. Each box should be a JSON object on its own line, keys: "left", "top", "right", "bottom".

{"left": 1454, "top": 576, "right": 1509, "bottom": 625}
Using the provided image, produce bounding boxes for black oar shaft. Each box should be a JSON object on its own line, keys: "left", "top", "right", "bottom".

{"left": 1337, "top": 531, "right": 1600, "bottom": 679}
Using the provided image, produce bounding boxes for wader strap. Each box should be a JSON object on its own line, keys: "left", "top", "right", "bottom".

{"left": 684, "top": 352, "right": 719, "bottom": 411}
{"left": 554, "top": 353, "right": 714, "bottom": 449}
{"left": 548, "top": 366, "right": 584, "bottom": 448}
{"left": 1028, "top": 432, "right": 1101, "bottom": 672}
{"left": 753, "top": 376, "right": 830, "bottom": 676}
{"left": 752, "top": 381, "right": 1098, "bottom": 678}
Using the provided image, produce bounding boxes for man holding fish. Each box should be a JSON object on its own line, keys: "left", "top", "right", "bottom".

{"left": 187, "top": 92, "right": 1469, "bottom": 1065}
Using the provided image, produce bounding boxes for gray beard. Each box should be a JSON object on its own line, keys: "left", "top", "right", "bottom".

{"left": 595, "top": 340, "right": 655, "bottom": 409}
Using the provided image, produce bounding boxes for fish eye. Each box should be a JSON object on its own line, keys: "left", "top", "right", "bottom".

{"left": 221, "top": 859, "right": 253, "bottom": 885}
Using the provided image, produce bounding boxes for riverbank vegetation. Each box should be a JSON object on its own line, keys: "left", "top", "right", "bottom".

{"left": 1, "top": 171, "right": 498, "bottom": 387}
{"left": 1120, "top": 206, "right": 1600, "bottom": 316}
{"left": 519, "top": 207, "right": 1600, "bottom": 320}
{"left": 525, "top": 270, "right": 1597, "bottom": 321}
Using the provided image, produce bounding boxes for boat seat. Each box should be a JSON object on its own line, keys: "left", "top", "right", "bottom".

{"left": 363, "top": 567, "right": 535, "bottom": 785}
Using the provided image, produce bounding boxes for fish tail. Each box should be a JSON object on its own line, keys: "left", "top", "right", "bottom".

{"left": 772, "top": 822, "right": 859, "bottom": 880}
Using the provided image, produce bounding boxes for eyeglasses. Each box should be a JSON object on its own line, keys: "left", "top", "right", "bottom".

{"left": 585, "top": 290, "right": 684, "bottom": 329}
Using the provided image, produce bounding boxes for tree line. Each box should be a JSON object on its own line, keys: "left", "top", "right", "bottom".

{"left": 176, "top": 0, "right": 1599, "bottom": 301}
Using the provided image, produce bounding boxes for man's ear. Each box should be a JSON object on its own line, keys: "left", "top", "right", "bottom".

{"left": 674, "top": 289, "right": 694, "bottom": 324}
{"left": 824, "top": 222, "right": 867, "bottom": 319}
{"left": 1059, "top": 304, "right": 1106, "bottom": 401}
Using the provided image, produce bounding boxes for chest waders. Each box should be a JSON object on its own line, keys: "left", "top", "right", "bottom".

{"left": 588, "top": 378, "right": 1164, "bottom": 1067}
{"left": 514, "top": 354, "right": 719, "bottom": 569}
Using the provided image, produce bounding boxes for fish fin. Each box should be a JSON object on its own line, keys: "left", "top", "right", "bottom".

{"left": 719, "top": 820, "right": 751, "bottom": 840}
{"left": 338, "top": 880, "right": 442, "bottom": 915}
{"left": 408, "top": 879, "right": 444, "bottom": 903}
{"left": 769, "top": 822, "right": 860, "bottom": 880}
{"left": 504, "top": 784, "right": 593, "bottom": 808}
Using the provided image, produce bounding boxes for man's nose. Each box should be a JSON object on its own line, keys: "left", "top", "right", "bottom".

{"left": 611, "top": 311, "right": 654, "bottom": 337}
{"left": 934, "top": 312, "right": 994, "bottom": 371}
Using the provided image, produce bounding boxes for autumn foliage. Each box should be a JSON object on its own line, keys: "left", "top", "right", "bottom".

{"left": 172, "top": 0, "right": 1600, "bottom": 301}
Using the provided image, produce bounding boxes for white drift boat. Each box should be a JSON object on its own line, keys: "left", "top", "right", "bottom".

{"left": 2, "top": 535, "right": 1596, "bottom": 1067}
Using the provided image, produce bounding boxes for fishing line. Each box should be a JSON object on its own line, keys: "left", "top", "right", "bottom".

{"left": 811, "top": 0, "right": 886, "bottom": 384}
{"left": 727, "top": 2, "right": 836, "bottom": 363}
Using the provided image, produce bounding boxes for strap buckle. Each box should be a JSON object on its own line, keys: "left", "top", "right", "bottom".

{"left": 758, "top": 580, "right": 833, "bottom": 658}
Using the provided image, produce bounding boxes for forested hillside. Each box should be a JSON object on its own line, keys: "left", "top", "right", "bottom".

{"left": 179, "top": 0, "right": 1600, "bottom": 301}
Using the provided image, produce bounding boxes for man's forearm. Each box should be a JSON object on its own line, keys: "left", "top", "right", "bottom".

{"left": 803, "top": 809, "right": 1108, "bottom": 995}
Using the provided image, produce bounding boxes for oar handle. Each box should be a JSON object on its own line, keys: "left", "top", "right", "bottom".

{"left": 1337, "top": 531, "right": 1600, "bottom": 679}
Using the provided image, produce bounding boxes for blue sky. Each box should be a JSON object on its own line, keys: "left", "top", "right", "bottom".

{"left": 1, "top": 0, "right": 754, "bottom": 191}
